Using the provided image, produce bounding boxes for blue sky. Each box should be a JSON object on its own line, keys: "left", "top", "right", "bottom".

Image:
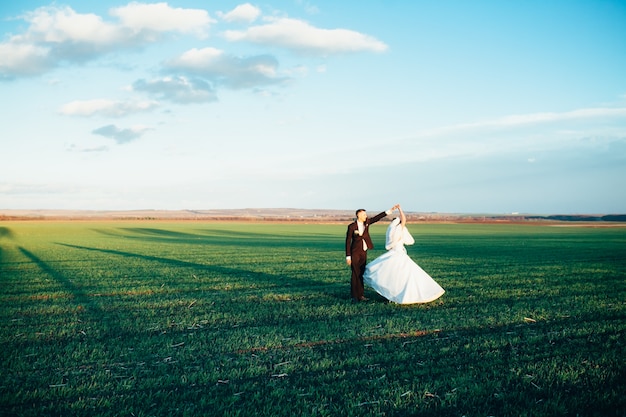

{"left": 1, "top": 1, "right": 625, "bottom": 214}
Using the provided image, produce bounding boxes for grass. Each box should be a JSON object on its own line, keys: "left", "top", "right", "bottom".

{"left": 0, "top": 221, "right": 624, "bottom": 416}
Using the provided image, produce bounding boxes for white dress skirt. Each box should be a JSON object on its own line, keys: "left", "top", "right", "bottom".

{"left": 364, "top": 219, "right": 445, "bottom": 304}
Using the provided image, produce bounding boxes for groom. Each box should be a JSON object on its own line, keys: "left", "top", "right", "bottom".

{"left": 346, "top": 205, "right": 397, "bottom": 302}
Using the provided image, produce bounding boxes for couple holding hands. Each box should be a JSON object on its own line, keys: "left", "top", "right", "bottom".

{"left": 345, "top": 204, "right": 445, "bottom": 304}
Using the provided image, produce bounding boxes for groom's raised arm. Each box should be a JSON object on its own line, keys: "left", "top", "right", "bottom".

{"left": 368, "top": 205, "right": 397, "bottom": 225}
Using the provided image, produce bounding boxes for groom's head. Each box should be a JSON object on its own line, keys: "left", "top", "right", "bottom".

{"left": 356, "top": 209, "right": 367, "bottom": 222}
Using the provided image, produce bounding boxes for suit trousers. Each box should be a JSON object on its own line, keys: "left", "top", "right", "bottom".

{"left": 350, "top": 246, "right": 368, "bottom": 300}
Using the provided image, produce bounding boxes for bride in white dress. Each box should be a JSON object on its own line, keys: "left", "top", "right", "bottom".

{"left": 364, "top": 205, "right": 445, "bottom": 304}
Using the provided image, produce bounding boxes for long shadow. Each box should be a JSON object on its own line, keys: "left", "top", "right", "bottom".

{"left": 18, "top": 247, "right": 103, "bottom": 316}
{"left": 120, "top": 227, "right": 316, "bottom": 242}
{"left": 91, "top": 227, "right": 340, "bottom": 250}
{"left": 0, "top": 226, "right": 15, "bottom": 266}
{"left": 56, "top": 243, "right": 332, "bottom": 291}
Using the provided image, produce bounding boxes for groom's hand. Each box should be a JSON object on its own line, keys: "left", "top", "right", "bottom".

{"left": 346, "top": 256, "right": 351, "bottom": 266}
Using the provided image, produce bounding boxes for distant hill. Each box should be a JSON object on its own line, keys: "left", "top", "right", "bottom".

{"left": 1, "top": 209, "right": 625, "bottom": 223}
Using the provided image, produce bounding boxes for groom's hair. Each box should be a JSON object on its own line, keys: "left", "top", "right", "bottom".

{"left": 355, "top": 209, "right": 366, "bottom": 216}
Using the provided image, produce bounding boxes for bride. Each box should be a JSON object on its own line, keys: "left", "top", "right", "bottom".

{"left": 364, "top": 205, "right": 445, "bottom": 304}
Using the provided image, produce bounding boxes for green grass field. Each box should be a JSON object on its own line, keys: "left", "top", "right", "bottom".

{"left": 1, "top": 221, "right": 625, "bottom": 416}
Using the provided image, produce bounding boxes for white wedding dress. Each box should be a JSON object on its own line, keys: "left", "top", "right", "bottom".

{"left": 364, "top": 219, "right": 445, "bottom": 304}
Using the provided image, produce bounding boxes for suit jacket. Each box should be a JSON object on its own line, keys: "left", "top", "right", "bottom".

{"left": 345, "top": 211, "right": 388, "bottom": 257}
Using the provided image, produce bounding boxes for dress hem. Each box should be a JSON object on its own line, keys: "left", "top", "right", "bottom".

{"left": 387, "top": 289, "right": 445, "bottom": 305}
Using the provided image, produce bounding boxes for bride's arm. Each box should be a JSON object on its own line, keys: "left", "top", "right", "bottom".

{"left": 398, "top": 206, "right": 415, "bottom": 245}
{"left": 399, "top": 206, "right": 406, "bottom": 228}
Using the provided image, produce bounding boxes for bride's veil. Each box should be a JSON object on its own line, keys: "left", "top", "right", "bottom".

{"left": 385, "top": 217, "right": 415, "bottom": 250}
{"left": 385, "top": 218, "right": 401, "bottom": 250}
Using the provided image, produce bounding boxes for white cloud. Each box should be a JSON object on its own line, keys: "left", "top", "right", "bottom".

{"left": 168, "top": 47, "right": 224, "bottom": 69}
{"left": 0, "top": 4, "right": 214, "bottom": 78}
{"left": 132, "top": 76, "right": 217, "bottom": 104}
{"left": 0, "top": 41, "right": 50, "bottom": 77}
{"left": 166, "top": 47, "right": 289, "bottom": 89}
{"left": 22, "top": 6, "right": 121, "bottom": 44}
{"left": 222, "top": 17, "right": 388, "bottom": 55}
{"left": 110, "top": 2, "right": 214, "bottom": 38}
{"left": 59, "top": 99, "right": 159, "bottom": 117}
{"left": 218, "top": 3, "right": 261, "bottom": 23}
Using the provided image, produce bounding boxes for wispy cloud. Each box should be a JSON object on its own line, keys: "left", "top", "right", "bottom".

{"left": 92, "top": 124, "right": 151, "bottom": 144}
{"left": 222, "top": 17, "right": 388, "bottom": 55}
{"left": 59, "top": 99, "right": 159, "bottom": 117}
{"left": 295, "top": 0, "right": 320, "bottom": 15}
{"left": 430, "top": 107, "right": 626, "bottom": 134}
{"left": 66, "top": 143, "right": 110, "bottom": 153}
{"left": 318, "top": 107, "right": 626, "bottom": 172}
{"left": 217, "top": 3, "right": 261, "bottom": 23}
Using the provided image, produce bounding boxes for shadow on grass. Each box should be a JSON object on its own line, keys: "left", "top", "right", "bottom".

{"left": 0, "top": 226, "right": 14, "bottom": 239}
{"left": 17, "top": 247, "right": 103, "bottom": 317}
{"left": 56, "top": 242, "right": 334, "bottom": 293}
{"left": 91, "top": 226, "right": 340, "bottom": 251}
{"left": 0, "top": 227, "right": 15, "bottom": 266}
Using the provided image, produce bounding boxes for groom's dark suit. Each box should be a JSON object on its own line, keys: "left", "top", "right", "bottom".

{"left": 345, "top": 211, "right": 388, "bottom": 301}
